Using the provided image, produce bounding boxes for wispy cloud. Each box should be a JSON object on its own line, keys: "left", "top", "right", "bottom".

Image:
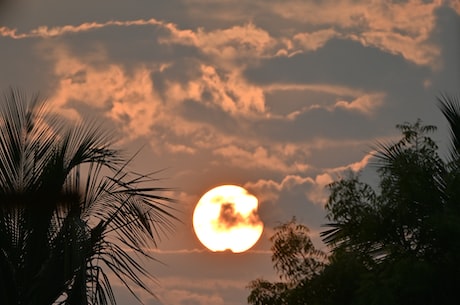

{"left": 293, "top": 29, "right": 338, "bottom": 52}
{"left": 147, "top": 248, "right": 271, "bottom": 255}
{"left": 0, "top": 18, "right": 163, "bottom": 39}
{"left": 161, "top": 22, "right": 276, "bottom": 61}
{"left": 181, "top": 0, "right": 448, "bottom": 67}
{"left": 246, "top": 152, "right": 374, "bottom": 206}
{"left": 41, "top": 40, "right": 380, "bottom": 175}
{"left": 264, "top": 83, "right": 385, "bottom": 118}
{"left": 152, "top": 277, "right": 256, "bottom": 305}
{"left": 333, "top": 93, "right": 385, "bottom": 116}
{"left": 268, "top": 0, "right": 443, "bottom": 67}
{"left": 449, "top": 0, "right": 460, "bottom": 14}
{"left": 148, "top": 248, "right": 208, "bottom": 254}
{"left": 3, "top": 0, "right": 443, "bottom": 69}
{"left": 167, "top": 65, "right": 267, "bottom": 117}
{"left": 42, "top": 45, "right": 163, "bottom": 140}
{"left": 213, "top": 144, "right": 310, "bottom": 173}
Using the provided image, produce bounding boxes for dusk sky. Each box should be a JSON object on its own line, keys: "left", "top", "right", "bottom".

{"left": 1, "top": 1, "right": 460, "bottom": 304}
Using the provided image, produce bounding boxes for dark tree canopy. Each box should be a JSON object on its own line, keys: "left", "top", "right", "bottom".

{"left": 0, "top": 89, "right": 177, "bottom": 305}
{"left": 247, "top": 218, "right": 326, "bottom": 305}
{"left": 248, "top": 94, "right": 460, "bottom": 305}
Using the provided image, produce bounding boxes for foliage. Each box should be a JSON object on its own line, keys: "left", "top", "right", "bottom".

{"left": 271, "top": 218, "right": 327, "bottom": 283}
{"left": 247, "top": 279, "right": 290, "bottom": 305}
{"left": 247, "top": 218, "right": 326, "bottom": 305}
{"left": 247, "top": 94, "right": 460, "bottom": 305}
{"left": 0, "top": 89, "right": 177, "bottom": 305}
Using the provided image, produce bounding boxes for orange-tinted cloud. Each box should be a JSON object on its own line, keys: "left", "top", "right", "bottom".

{"left": 188, "top": 65, "right": 266, "bottom": 117}
{"left": 333, "top": 93, "right": 385, "bottom": 116}
{"left": 0, "top": 18, "right": 163, "bottom": 39}
{"left": 41, "top": 41, "right": 384, "bottom": 181}
{"left": 213, "top": 144, "right": 310, "bottom": 173}
{"left": 2, "top": 0, "right": 448, "bottom": 69}
{"left": 245, "top": 152, "right": 374, "bottom": 206}
{"left": 293, "top": 29, "right": 338, "bottom": 52}
{"left": 151, "top": 277, "right": 255, "bottom": 305}
{"left": 265, "top": 83, "right": 385, "bottom": 118}
{"left": 449, "top": 0, "right": 460, "bottom": 14}
{"left": 42, "top": 45, "right": 163, "bottom": 140}
{"left": 160, "top": 22, "right": 275, "bottom": 62}
{"left": 268, "top": 0, "right": 442, "bottom": 67}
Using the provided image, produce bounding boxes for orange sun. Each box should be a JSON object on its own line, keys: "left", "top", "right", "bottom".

{"left": 193, "top": 185, "right": 263, "bottom": 253}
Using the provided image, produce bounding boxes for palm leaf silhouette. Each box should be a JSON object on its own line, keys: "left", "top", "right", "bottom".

{"left": 0, "top": 88, "right": 177, "bottom": 305}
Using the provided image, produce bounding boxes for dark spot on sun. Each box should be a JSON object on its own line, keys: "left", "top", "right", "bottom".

{"left": 215, "top": 202, "right": 261, "bottom": 230}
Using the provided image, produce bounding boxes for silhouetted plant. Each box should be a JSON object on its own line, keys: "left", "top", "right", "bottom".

{"left": 0, "top": 88, "right": 177, "bottom": 305}
{"left": 322, "top": 95, "right": 460, "bottom": 304}
{"left": 248, "top": 93, "right": 460, "bottom": 305}
{"left": 247, "top": 218, "right": 326, "bottom": 305}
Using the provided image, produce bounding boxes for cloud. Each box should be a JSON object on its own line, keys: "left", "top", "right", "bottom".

{"left": 145, "top": 247, "right": 271, "bottom": 255}
{"left": 306, "top": 173, "right": 334, "bottom": 206}
{"left": 4, "top": 7, "right": 430, "bottom": 136}
{"left": 42, "top": 49, "right": 228, "bottom": 156}
{"left": 2, "top": 0, "right": 448, "bottom": 70}
{"left": 245, "top": 174, "right": 316, "bottom": 205}
{"left": 27, "top": 5, "right": 411, "bottom": 190}
{"left": 42, "top": 41, "right": 374, "bottom": 177}
{"left": 41, "top": 45, "right": 164, "bottom": 140}
{"left": 0, "top": 18, "right": 164, "bottom": 39}
{"left": 263, "top": 83, "right": 366, "bottom": 96}
{"left": 149, "top": 248, "right": 208, "bottom": 254}
{"left": 39, "top": 45, "right": 217, "bottom": 150}
{"left": 176, "top": 65, "right": 266, "bottom": 117}
{"left": 283, "top": 92, "right": 385, "bottom": 120}
{"left": 449, "top": 0, "right": 460, "bottom": 14}
{"left": 0, "top": 17, "right": 276, "bottom": 66}
{"left": 108, "top": 250, "right": 272, "bottom": 305}
{"left": 213, "top": 144, "right": 310, "bottom": 173}
{"left": 40, "top": 40, "right": 383, "bottom": 186}
{"left": 165, "top": 143, "right": 197, "bottom": 154}
{"left": 268, "top": 0, "right": 442, "bottom": 67}
{"left": 161, "top": 22, "right": 276, "bottom": 62}
{"left": 293, "top": 28, "right": 338, "bottom": 52}
{"left": 333, "top": 93, "right": 385, "bottom": 116}
{"left": 245, "top": 152, "right": 374, "bottom": 206}
{"left": 182, "top": 0, "right": 446, "bottom": 68}
{"left": 159, "top": 289, "right": 225, "bottom": 305}
{"left": 263, "top": 83, "right": 386, "bottom": 118}
{"left": 151, "top": 277, "right": 255, "bottom": 305}
{"left": 327, "top": 151, "right": 374, "bottom": 173}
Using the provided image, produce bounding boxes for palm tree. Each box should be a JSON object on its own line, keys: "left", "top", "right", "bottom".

{"left": 0, "top": 88, "right": 177, "bottom": 305}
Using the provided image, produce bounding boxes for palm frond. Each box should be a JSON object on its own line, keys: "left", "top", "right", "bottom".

{"left": 0, "top": 88, "right": 178, "bottom": 305}
{"left": 438, "top": 93, "right": 460, "bottom": 161}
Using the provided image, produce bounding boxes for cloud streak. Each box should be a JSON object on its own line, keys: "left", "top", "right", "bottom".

{"left": 2, "top": 0, "right": 446, "bottom": 69}
{"left": 146, "top": 248, "right": 271, "bottom": 255}
{"left": 246, "top": 152, "right": 374, "bottom": 206}
{"left": 0, "top": 18, "right": 164, "bottom": 39}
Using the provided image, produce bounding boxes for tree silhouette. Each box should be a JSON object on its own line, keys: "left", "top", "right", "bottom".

{"left": 0, "top": 89, "right": 177, "bottom": 305}
{"left": 247, "top": 218, "right": 326, "bottom": 305}
{"left": 322, "top": 97, "right": 460, "bottom": 304}
{"left": 247, "top": 94, "right": 460, "bottom": 305}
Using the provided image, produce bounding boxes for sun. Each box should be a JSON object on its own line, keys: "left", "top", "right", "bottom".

{"left": 193, "top": 185, "right": 264, "bottom": 253}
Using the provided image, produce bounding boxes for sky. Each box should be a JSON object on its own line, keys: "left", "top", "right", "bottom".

{"left": 1, "top": 0, "right": 459, "bottom": 304}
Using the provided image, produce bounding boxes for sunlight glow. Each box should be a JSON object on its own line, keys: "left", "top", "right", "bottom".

{"left": 193, "top": 185, "right": 263, "bottom": 253}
